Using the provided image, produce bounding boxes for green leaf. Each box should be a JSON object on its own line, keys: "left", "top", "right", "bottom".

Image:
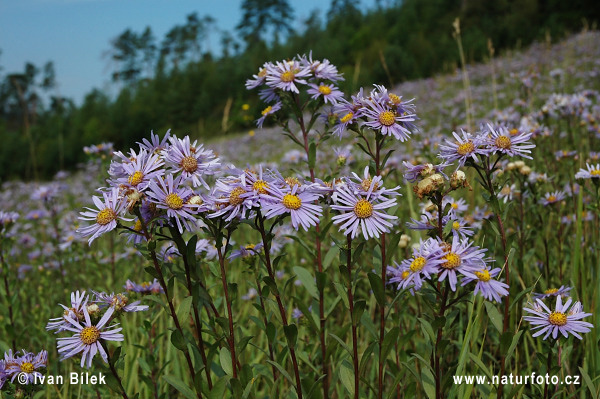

{"left": 186, "top": 235, "right": 198, "bottom": 271}
{"left": 293, "top": 266, "right": 318, "bottom": 299}
{"left": 352, "top": 300, "right": 366, "bottom": 326}
{"left": 110, "top": 346, "right": 122, "bottom": 367}
{"left": 339, "top": 360, "right": 355, "bottom": 396}
{"left": 328, "top": 332, "right": 352, "bottom": 356}
{"left": 579, "top": 367, "right": 598, "bottom": 399}
{"left": 323, "top": 246, "right": 337, "bottom": 269}
{"left": 368, "top": 272, "right": 385, "bottom": 307}
{"left": 417, "top": 317, "right": 435, "bottom": 343}
{"left": 163, "top": 375, "right": 196, "bottom": 399}
{"left": 220, "top": 347, "right": 233, "bottom": 376}
{"left": 207, "top": 378, "right": 228, "bottom": 399}
{"left": 484, "top": 301, "right": 503, "bottom": 333}
{"left": 315, "top": 271, "right": 326, "bottom": 294}
{"left": 283, "top": 324, "right": 298, "bottom": 349}
{"left": 176, "top": 296, "right": 193, "bottom": 322}
{"left": 421, "top": 367, "right": 436, "bottom": 399}
{"left": 266, "top": 360, "right": 295, "bottom": 386}
{"left": 382, "top": 326, "right": 400, "bottom": 358}
{"left": 504, "top": 330, "right": 523, "bottom": 365}
{"left": 170, "top": 329, "right": 187, "bottom": 351}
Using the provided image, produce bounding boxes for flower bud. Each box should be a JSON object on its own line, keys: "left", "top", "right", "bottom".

{"left": 450, "top": 170, "right": 467, "bottom": 189}
{"left": 398, "top": 239, "right": 408, "bottom": 248}
{"left": 520, "top": 165, "right": 532, "bottom": 175}
{"left": 506, "top": 162, "right": 516, "bottom": 171}
{"left": 514, "top": 160, "right": 525, "bottom": 168}
{"left": 414, "top": 173, "right": 445, "bottom": 198}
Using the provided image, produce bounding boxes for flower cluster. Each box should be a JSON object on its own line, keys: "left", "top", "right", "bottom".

{"left": 0, "top": 349, "right": 47, "bottom": 386}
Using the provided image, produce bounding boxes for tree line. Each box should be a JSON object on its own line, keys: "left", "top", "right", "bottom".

{"left": 0, "top": 0, "right": 597, "bottom": 180}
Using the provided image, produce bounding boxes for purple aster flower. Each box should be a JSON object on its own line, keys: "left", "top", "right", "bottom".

{"left": 260, "top": 184, "right": 323, "bottom": 231}
{"left": 361, "top": 98, "right": 416, "bottom": 141}
{"left": 292, "top": 308, "right": 304, "bottom": 320}
{"left": 137, "top": 129, "right": 171, "bottom": 154}
{"left": 47, "top": 290, "right": 89, "bottom": 333}
{"left": 402, "top": 161, "right": 450, "bottom": 183}
{"left": 245, "top": 63, "right": 270, "bottom": 89}
{"left": 146, "top": 174, "right": 198, "bottom": 233}
{"left": 165, "top": 135, "right": 220, "bottom": 189}
{"left": 437, "top": 236, "right": 490, "bottom": 291}
{"left": 229, "top": 242, "right": 264, "bottom": 260}
{"left": 346, "top": 166, "right": 401, "bottom": 199}
{"left": 0, "top": 211, "right": 18, "bottom": 230}
{"left": 5, "top": 350, "right": 47, "bottom": 384}
{"left": 438, "top": 129, "right": 489, "bottom": 167}
{"left": 443, "top": 197, "right": 469, "bottom": 215}
{"left": 0, "top": 360, "right": 6, "bottom": 389}
{"left": 484, "top": 124, "right": 535, "bottom": 159}
{"left": 298, "top": 52, "right": 344, "bottom": 81}
{"left": 533, "top": 285, "right": 572, "bottom": 300}
{"left": 388, "top": 238, "right": 445, "bottom": 293}
{"left": 77, "top": 187, "right": 131, "bottom": 244}
{"left": 449, "top": 218, "right": 474, "bottom": 239}
{"left": 241, "top": 288, "right": 258, "bottom": 301}
{"left": 114, "top": 149, "right": 164, "bottom": 191}
{"left": 208, "top": 175, "right": 256, "bottom": 221}
{"left": 124, "top": 279, "right": 164, "bottom": 294}
{"left": 332, "top": 94, "right": 364, "bottom": 138}
{"left": 93, "top": 291, "right": 148, "bottom": 312}
{"left": 56, "top": 307, "right": 124, "bottom": 368}
{"left": 406, "top": 211, "right": 441, "bottom": 231}
{"left": 498, "top": 184, "right": 518, "bottom": 203}
{"left": 265, "top": 60, "right": 310, "bottom": 93}
{"left": 257, "top": 101, "right": 282, "bottom": 128}
{"left": 307, "top": 83, "right": 344, "bottom": 104}
{"left": 461, "top": 267, "right": 509, "bottom": 302}
{"left": 331, "top": 182, "right": 397, "bottom": 240}
{"left": 523, "top": 296, "right": 593, "bottom": 340}
{"left": 539, "top": 191, "right": 566, "bottom": 206}
{"left": 575, "top": 163, "right": 600, "bottom": 179}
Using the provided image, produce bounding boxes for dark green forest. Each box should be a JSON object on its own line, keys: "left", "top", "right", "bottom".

{"left": 1, "top": 0, "right": 598, "bottom": 180}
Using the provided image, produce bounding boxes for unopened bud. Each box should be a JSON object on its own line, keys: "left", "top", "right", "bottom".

{"left": 520, "top": 165, "right": 532, "bottom": 175}
{"left": 398, "top": 239, "right": 408, "bottom": 248}
{"left": 514, "top": 160, "right": 525, "bottom": 168}
{"left": 506, "top": 162, "right": 516, "bottom": 171}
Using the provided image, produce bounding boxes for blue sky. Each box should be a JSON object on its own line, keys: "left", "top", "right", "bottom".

{"left": 0, "top": 0, "right": 374, "bottom": 104}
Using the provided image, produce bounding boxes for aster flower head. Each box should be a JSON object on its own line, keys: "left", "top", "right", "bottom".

{"left": 575, "top": 163, "right": 600, "bottom": 180}
{"left": 56, "top": 306, "right": 124, "bottom": 368}
{"left": 0, "top": 211, "right": 18, "bottom": 231}
{"left": 260, "top": 184, "right": 323, "bottom": 231}
{"left": 443, "top": 196, "right": 469, "bottom": 215}
{"left": 265, "top": 60, "right": 311, "bottom": 93}
{"left": 208, "top": 174, "right": 257, "bottom": 222}
{"left": 93, "top": 291, "right": 148, "bottom": 313}
{"left": 124, "top": 279, "right": 164, "bottom": 294}
{"left": 461, "top": 267, "right": 509, "bottom": 302}
{"left": 484, "top": 124, "right": 535, "bottom": 159}
{"left": 0, "top": 360, "right": 6, "bottom": 389}
{"left": 146, "top": 174, "right": 198, "bottom": 233}
{"left": 77, "top": 187, "right": 131, "bottom": 244}
{"left": 257, "top": 101, "right": 282, "bottom": 128}
{"left": 449, "top": 218, "right": 474, "bottom": 239}
{"left": 307, "top": 83, "right": 344, "bottom": 104}
{"left": 332, "top": 96, "right": 363, "bottom": 138}
{"left": 229, "top": 242, "right": 264, "bottom": 260}
{"left": 523, "top": 296, "right": 593, "bottom": 340}
{"left": 47, "top": 290, "right": 89, "bottom": 333}
{"left": 165, "top": 135, "right": 220, "bottom": 189}
{"left": 539, "top": 191, "right": 566, "bottom": 206}
{"left": 533, "top": 285, "right": 572, "bottom": 300}
{"left": 437, "top": 236, "right": 491, "bottom": 291}
{"left": 5, "top": 350, "right": 47, "bottom": 384}
{"left": 331, "top": 181, "right": 397, "bottom": 240}
{"left": 114, "top": 149, "right": 164, "bottom": 191}
{"left": 438, "top": 129, "right": 488, "bottom": 167}
{"left": 138, "top": 129, "right": 171, "bottom": 155}
{"left": 347, "top": 166, "right": 401, "bottom": 199}
{"left": 388, "top": 238, "right": 445, "bottom": 293}
{"left": 246, "top": 62, "right": 271, "bottom": 90}
{"left": 298, "top": 52, "right": 343, "bottom": 81}
{"left": 361, "top": 97, "right": 416, "bottom": 142}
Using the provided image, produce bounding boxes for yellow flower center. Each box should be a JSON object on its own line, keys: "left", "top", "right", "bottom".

{"left": 547, "top": 195, "right": 557, "bottom": 203}
{"left": 245, "top": 244, "right": 255, "bottom": 250}
{"left": 353, "top": 199, "right": 373, "bottom": 218}
{"left": 474, "top": 269, "right": 491, "bottom": 282}
{"left": 591, "top": 169, "right": 600, "bottom": 176}
{"left": 258, "top": 68, "right": 267, "bottom": 78}
{"left": 80, "top": 326, "right": 101, "bottom": 345}
{"left": 340, "top": 112, "right": 354, "bottom": 123}
{"left": 457, "top": 141, "right": 475, "bottom": 156}
{"left": 282, "top": 194, "right": 302, "bottom": 210}
{"left": 410, "top": 257, "right": 426, "bottom": 272}
{"left": 285, "top": 177, "right": 300, "bottom": 188}
{"left": 96, "top": 208, "right": 117, "bottom": 226}
{"left": 452, "top": 221, "right": 461, "bottom": 230}
{"left": 509, "top": 128, "right": 519, "bottom": 136}
{"left": 389, "top": 93, "right": 401, "bottom": 105}
{"left": 501, "top": 186, "right": 511, "bottom": 195}
{"left": 544, "top": 288, "right": 559, "bottom": 295}
{"left": 165, "top": 193, "right": 184, "bottom": 210}
{"left": 20, "top": 362, "right": 35, "bottom": 374}
{"left": 548, "top": 312, "right": 567, "bottom": 326}
{"left": 495, "top": 136, "right": 512, "bottom": 149}
{"left": 442, "top": 252, "right": 461, "bottom": 269}
{"left": 180, "top": 156, "right": 198, "bottom": 173}
{"left": 261, "top": 106, "right": 273, "bottom": 116}
{"left": 253, "top": 180, "right": 269, "bottom": 194}
{"left": 128, "top": 171, "right": 144, "bottom": 186}
{"left": 318, "top": 85, "right": 332, "bottom": 95}
{"left": 378, "top": 110, "right": 396, "bottom": 126}
{"left": 451, "top": 203, "right": 458, "bottom": 209}
{"left": 134, "top": 219, "right": 142, "bottom": 231}
{"left": 229, "top": 187, "right": 246, "bottom": 206}
{"left": 281, "top": 70, "right": 295, "bottom": 82}
{"left": 401, "top": 270, "right": 411, "bottom": 280}
{"left": 141, "top": 282, "right": 151, "bottom": 289}
{"left": 111, "top": 294, "right": 129, "bottom": 310}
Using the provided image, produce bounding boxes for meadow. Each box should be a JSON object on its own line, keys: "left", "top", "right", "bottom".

{"left": 1, "top": 29, "right": 600, "bottom": 399}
